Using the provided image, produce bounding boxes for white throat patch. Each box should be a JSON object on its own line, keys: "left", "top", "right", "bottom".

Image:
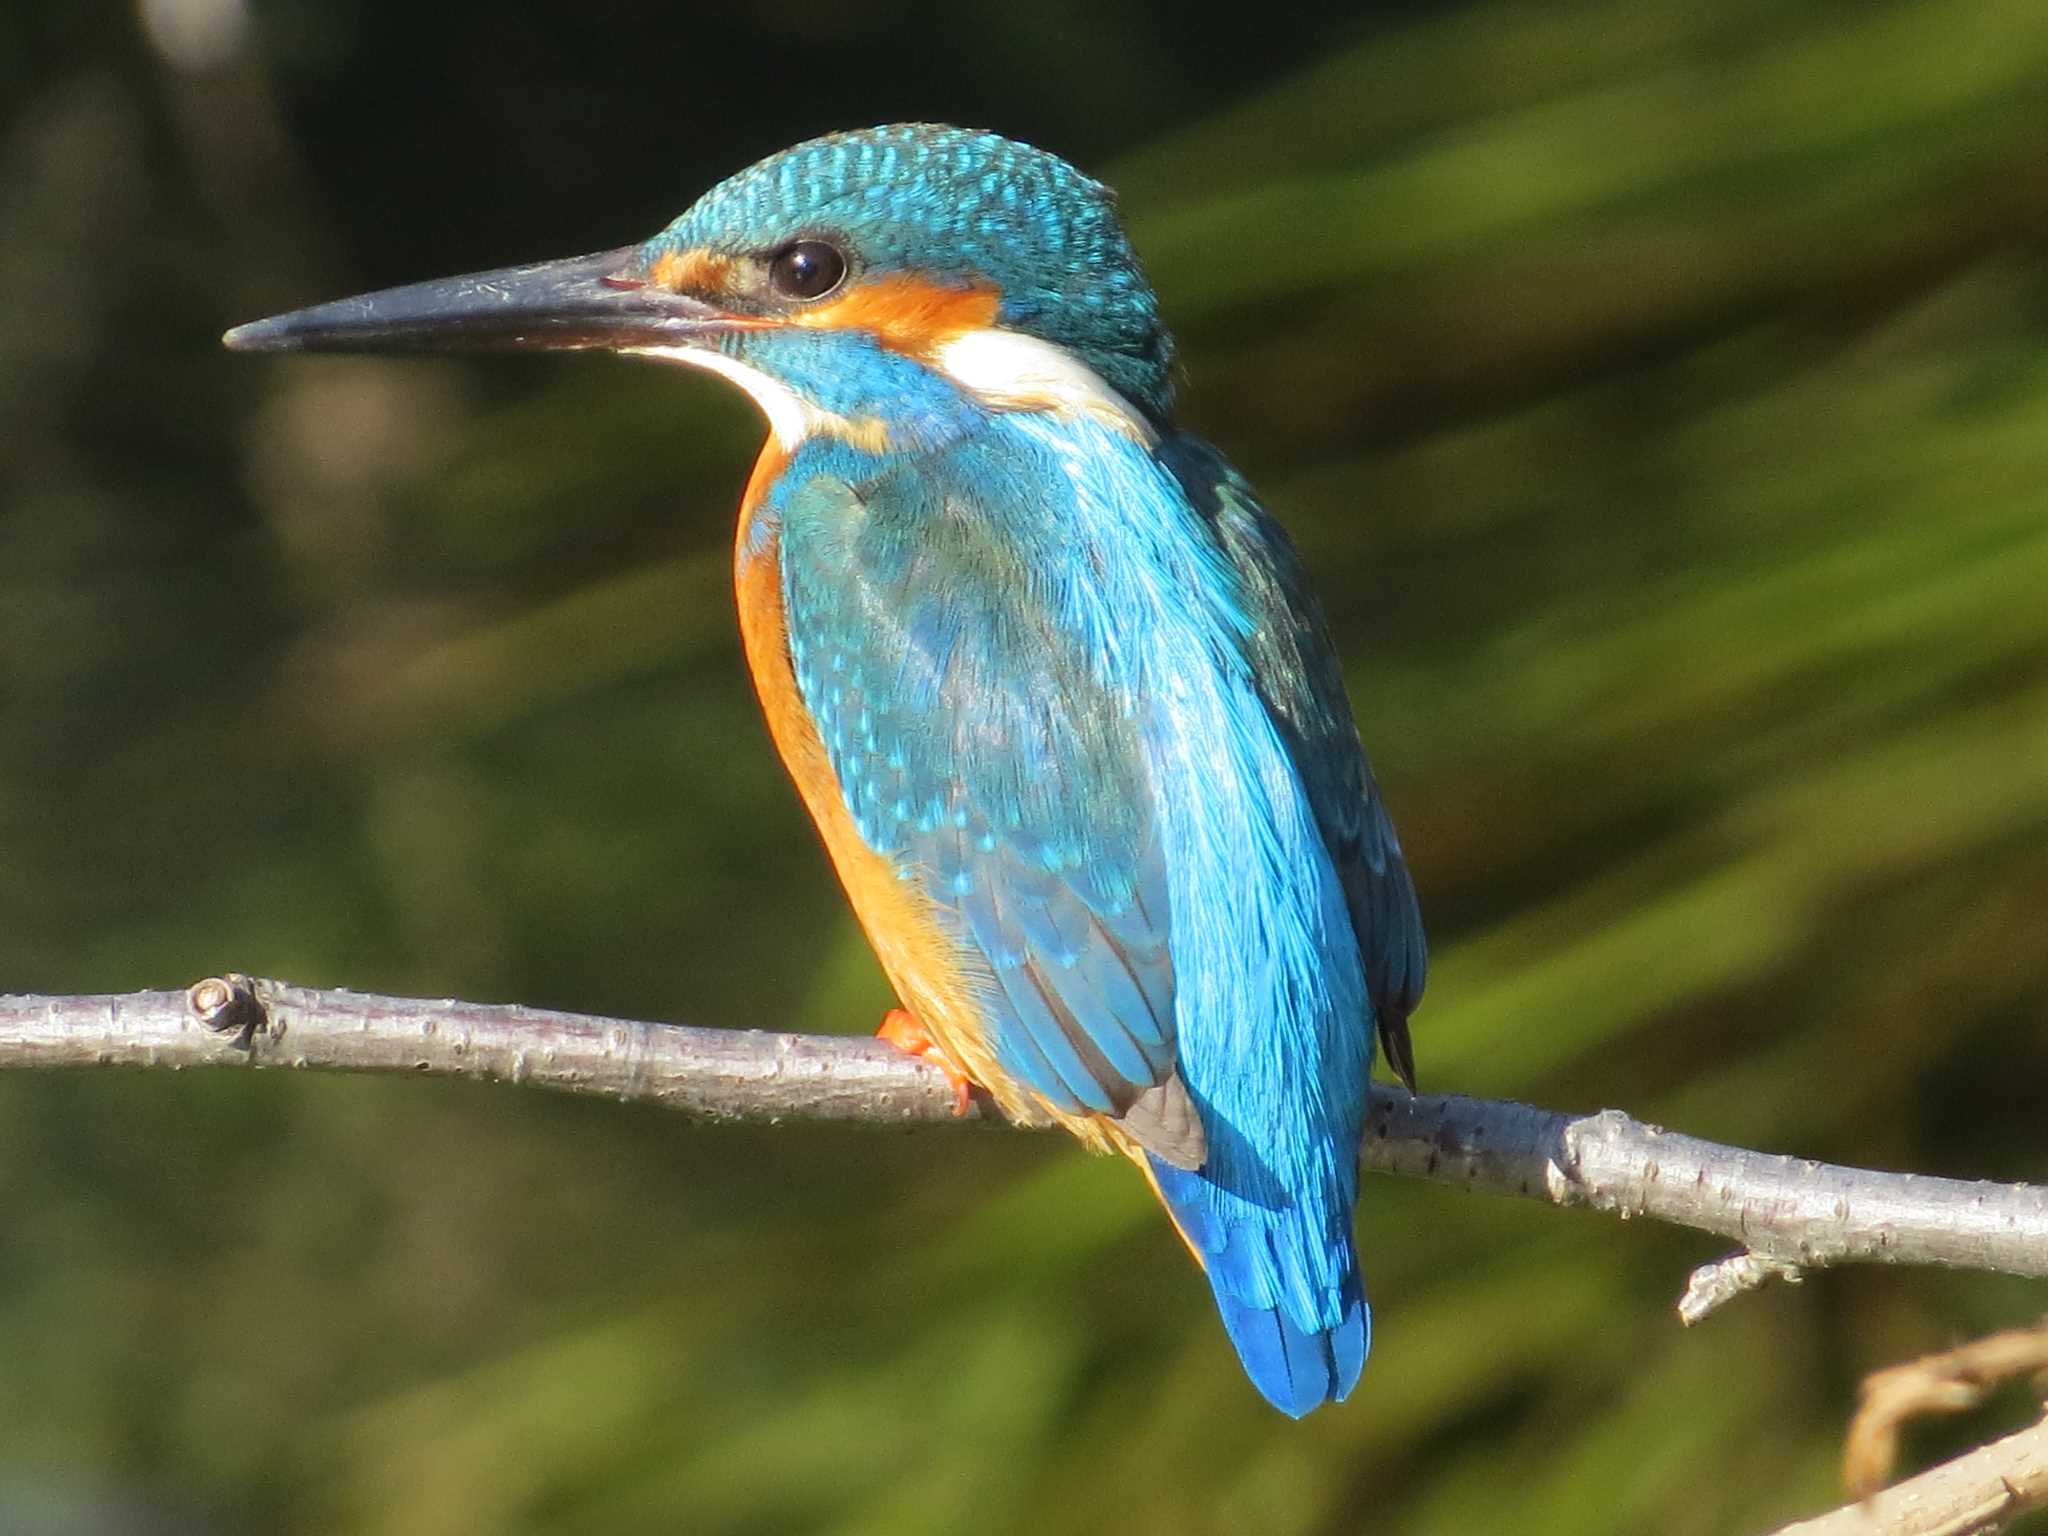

{"left": 933, "top": 329, "right": 1157, "bottom": 444}
{"left": 631, "top": 329, "right": 1155, "bottom": 450}
{"left": 626, "top": 345, "right": 828, "bottom": 449}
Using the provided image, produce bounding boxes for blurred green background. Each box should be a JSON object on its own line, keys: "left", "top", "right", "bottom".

{"left": 4, "top": 1, "right": 2045, "bottom": 1531}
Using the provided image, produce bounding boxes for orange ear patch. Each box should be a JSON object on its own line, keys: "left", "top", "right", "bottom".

{"left": 649, "top": 247, "right": 736, "bottom": 296}
{"left": 793, "top": 274, "right": 1001, "bottom": 358}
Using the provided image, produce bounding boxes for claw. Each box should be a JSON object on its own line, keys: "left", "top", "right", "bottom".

{"left": 876, "top": 1007, "right": 974, "bottom": 1115}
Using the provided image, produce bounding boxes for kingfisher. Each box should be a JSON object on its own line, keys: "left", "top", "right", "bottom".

{"left": 225, "top": 124, "right": 1426, "bottom": 1416}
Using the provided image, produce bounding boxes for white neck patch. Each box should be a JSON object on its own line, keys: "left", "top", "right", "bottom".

{"left": 631, "top": 330, "right": 1156, "bottom": 451}
{"left": 933, "top": 328, "right": 1157, "bottom": 444}
{"left": 626, "top": 345, "right": 829, "bottom": 450}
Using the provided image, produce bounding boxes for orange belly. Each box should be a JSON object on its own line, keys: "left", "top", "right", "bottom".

{"left": 731, "top": 451, "right": 1117, "bottom": 1152}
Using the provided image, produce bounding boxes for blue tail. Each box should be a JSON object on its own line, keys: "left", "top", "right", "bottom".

{"left": 1148, "top": 1156, "right": 1369, "bottom": 1417}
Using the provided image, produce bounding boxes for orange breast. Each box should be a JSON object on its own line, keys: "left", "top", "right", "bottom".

{"left": 733, "top": 453, "right": 989, "bottom": 1079}
{"left": 730, "top": 446, "right": 1123, "bottom": 1156}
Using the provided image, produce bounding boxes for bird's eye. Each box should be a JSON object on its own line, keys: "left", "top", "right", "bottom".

{"left": 768, "top": 240, "right": 847, "bottom": 301}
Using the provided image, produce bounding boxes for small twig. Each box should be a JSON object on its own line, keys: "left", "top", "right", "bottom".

{"left": 1679, "top": 1250, "right": 1806, "bottom": 1325}
{"left": 1, "top": 977, "right": 2045, "bottom": 1296}
{"left": 1843, "top": 1322, "right": 2048, "bottom": 1499}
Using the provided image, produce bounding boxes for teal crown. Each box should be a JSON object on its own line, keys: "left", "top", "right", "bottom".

{"left": 644, "top": 124, "right": 1177, "bottom": 422}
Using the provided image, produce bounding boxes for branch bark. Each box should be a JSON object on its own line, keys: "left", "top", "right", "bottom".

{"left": 4, "top": 976, "right": 2045, "bottom": 1308}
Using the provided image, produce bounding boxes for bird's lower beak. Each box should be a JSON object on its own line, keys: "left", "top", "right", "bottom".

{"left": 222, "top": 244, "right": 741, "bottom": 355}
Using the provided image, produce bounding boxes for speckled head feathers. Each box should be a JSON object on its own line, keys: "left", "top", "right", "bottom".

{"left": 641, "top": 124, "right": 1177, "bottom": 422}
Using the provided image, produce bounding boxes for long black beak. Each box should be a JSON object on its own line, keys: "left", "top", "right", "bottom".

{"left": 223, "top": 245, "right": 737, "bottom": 355}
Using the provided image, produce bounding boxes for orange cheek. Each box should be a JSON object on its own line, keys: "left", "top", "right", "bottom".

{"left": 793, "top": 275, "right": 1002, "bottom": 358}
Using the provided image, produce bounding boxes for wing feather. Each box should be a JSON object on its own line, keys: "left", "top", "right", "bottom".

{"left": 1160, "top": 435, "right": 1428, "bottom": 1088}
{"left": 778, "top": 453, "right": 1198, "bottom": 1163}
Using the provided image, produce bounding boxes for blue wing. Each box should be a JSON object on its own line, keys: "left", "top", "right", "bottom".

{"left": 1160, "top": 435, "right": 1428, "bottom": 1087}
{"left": 772, "top": 435, "right": 1203, "bottom": 1166}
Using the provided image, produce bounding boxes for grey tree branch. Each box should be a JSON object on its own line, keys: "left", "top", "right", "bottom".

{"left": 4, "top": 976, "right": 2045, "bottom": 1310}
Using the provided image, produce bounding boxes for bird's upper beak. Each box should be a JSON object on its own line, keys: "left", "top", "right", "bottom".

{"left": 222, "top": 244, "right": 739, "bottom": 356}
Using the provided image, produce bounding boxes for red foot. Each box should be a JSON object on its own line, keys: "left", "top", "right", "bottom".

{"left": 876, "top": 1007, "right": 974, "bottom": 1115}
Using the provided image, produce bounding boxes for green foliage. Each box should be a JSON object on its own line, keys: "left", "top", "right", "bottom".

{"left": 2, "top": 1, "right": 2044, "bottom": 1530}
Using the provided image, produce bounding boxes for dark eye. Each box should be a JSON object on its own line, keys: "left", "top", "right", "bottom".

{"left": 768, "top": 240, "right": 847, "bottom": 301}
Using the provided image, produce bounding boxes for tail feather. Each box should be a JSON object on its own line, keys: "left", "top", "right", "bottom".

{"left": 1211, "top": 1278, "right": 1368, "bottom": 1418}
{"left": 1147, "top": 1155, "right": 1368, "bottom": 1417}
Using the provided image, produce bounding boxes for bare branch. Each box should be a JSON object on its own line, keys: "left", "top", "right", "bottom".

{"left": 3, "top": 977, "right": 2045, "bottom": 1295}
{"left": 1360, "top": 1090, "right": 2048, "bottom": 1289}
{"left": 1765, "top": 1416, "right": 2048, "bottom": 1536}
{"left": 1842, "top": 1322, "right": 2048, "bottom": 1498}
